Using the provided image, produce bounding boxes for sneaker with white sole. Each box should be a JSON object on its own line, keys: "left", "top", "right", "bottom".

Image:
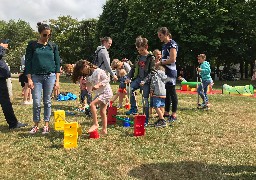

{"left": 42, "top": 126, "right": 50, "bottom": 134}
{"left": 22, "top": 101, "right": 33, "bottom": 105}
{"left": 29, "top": 126, "right": 39, "bottom": 134}
{"left": 155, "top": 119, "right": 167, "bottom": 127}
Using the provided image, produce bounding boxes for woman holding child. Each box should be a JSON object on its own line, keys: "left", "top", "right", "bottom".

{"left": 155, "top": 27, "right": 178, "bottom": 124}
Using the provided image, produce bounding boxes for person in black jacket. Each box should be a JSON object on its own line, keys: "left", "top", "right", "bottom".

{"left": 0, "top": 42, "right": 27, "bottom": 129}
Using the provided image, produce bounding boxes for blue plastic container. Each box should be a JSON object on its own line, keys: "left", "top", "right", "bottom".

{"left": 123, "top": 117, "right": 130, "bottom": 127}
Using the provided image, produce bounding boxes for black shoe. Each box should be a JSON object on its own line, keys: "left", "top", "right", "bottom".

{"left": 155, "top": 119, "right": 167, "bottom": 127}
{"left": 154, "top": 119, "right": 161, "bottom": 125}
{"left": 84, "top": 108, "right": 92, "bottom": 116}
{"left": 9, "top": 122, "right": 28, "bottom": 129}
{"left": 168, "top": 115, "right": 177, "bottom": 123}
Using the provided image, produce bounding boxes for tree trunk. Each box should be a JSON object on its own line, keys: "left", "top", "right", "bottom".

{"left": 240, "top": 61, "right": 244, "bottom": 79}
{"left": 250, "top": 61, "right": 254, "bottom": 78}
{"left": 245, "top": 61, "right": 248, "bottom": 79}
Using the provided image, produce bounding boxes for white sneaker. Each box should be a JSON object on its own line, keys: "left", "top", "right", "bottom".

{"left": 42, "top": 126, "right": 50, "bottom": 134}
{"left": 27, "top": 101, "right": 33, "bottom": 105}
{"left": 29, "top": 126, "right": 39, "bottom": 134}
{"left": 23, "top": 101, "right": 32, "bottom": 105}
{"left": 22, "top": 101, "right": 28, "bottom": 105}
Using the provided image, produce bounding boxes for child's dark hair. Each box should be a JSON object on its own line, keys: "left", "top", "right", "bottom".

{"left": 158, "top": 27, "right": 172, "bottom": 39}
{"left": 72, "top": 60, "right": 97, "bottom": 83}
{"left": 100, "top": 37, "right": 112, "bottom": 45}
{"left": 37, "top": 22, "right": 51, "bottom": 33}
{"left": 135, "top": 36, "right": 148, "bottom": 48}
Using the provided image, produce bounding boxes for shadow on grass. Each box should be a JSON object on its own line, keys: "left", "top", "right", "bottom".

{"left": 179, "top": 107, "right": 199, "bottom": 111}
{"left": 128, "top": 161, "right": 256, "bottom": 180}
{"left": 0, "top": 124, "right": 32, "bottom": 133}
{"left": 17, "top": 130, "right": 64, "bottom": 149}
{"left": 52, "top": 104, "right": 77, "bottom": 111}
{"left": 0, "top": 124, "right": 12, "bottom": 133}
{"left": 52, "top": 104, "right": 90, "bottom": 118}
{"left": 46, "top": 131, "right": 64, "bottom": 149}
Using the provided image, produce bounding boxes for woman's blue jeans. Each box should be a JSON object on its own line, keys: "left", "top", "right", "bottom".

{"left": 32, "top": 73, "right": 56, "bottom": 123}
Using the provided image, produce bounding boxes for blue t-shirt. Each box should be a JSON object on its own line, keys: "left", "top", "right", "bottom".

{"left": 161, "top": 40, "right": 178, "bottom": 85}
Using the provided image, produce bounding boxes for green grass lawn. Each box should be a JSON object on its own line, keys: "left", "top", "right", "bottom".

{"left": 0, "top": 77, "right": 256, "bottom": 180}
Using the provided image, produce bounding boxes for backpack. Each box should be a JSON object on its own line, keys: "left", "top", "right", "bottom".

{"left": 92, "top": 47, "right": 105, "bottom": 67}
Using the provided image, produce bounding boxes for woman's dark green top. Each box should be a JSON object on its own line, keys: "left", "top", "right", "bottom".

{"left": 25, "top": 41, "right": 60, "bottom": 75}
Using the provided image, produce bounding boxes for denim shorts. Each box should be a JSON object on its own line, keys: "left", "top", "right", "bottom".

{"left": 152, "top": 97, "right": 165, "bottom": 108}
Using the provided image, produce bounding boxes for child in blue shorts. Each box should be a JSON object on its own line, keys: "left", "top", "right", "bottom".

{"left": 110, "top": 69, "right": 129, "bottom": 108}
{"left": 150, "top": 66, "right": 168, "bottom": 127}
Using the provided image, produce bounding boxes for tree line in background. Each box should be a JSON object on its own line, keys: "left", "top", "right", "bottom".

{"left": 0, "top": 0, "right": 255, "bottom": 79}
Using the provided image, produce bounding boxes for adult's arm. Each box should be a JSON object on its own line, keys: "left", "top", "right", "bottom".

{"left": 54, "top": 44, "right": 61, "bottom": 88}
{"left": 100, "top": 51, "right": 115, "bottom": 77}
{"left": 127, "top": 61, "right": 136, "bottom": 79}
{"left": 161, "top": 48, "right": 177, "bottom": 65}
{"left": 54, "top": 44, "right": 61, "bottom": 73}
{"left": 25, "top": 41, "right": 34, "bottom": 76}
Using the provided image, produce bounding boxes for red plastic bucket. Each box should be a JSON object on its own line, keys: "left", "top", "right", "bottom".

{"left": 89, "top": 129, "right": 100, "bottom": 139}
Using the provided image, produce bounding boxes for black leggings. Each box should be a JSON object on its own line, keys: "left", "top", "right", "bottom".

{"left": 165, "top": 84, "right": 178, "bottom": 113}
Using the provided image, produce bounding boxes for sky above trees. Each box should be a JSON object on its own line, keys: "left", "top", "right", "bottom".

{"left": 0, "top": 0, "right": 106, "bottom": 29}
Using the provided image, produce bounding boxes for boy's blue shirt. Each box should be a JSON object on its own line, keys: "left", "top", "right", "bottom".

{"left": 200, "top": 61, "right": 212, "bottom": 81}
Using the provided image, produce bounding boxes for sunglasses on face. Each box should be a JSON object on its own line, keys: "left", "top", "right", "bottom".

{"left": 42, "top": 34, "right": 51, "bottom": 37}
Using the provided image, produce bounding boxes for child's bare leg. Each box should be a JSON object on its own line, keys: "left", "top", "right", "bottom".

{"left": 155, "top": 107, "right": 164, "bottom": 119}
{"left": 88, "top": 98, "right": 100, "bottom": 132}
{"left": 99, "top": 102, "right": 108, "bottom": 135}
{"left": 22, "top": 86, "right": 25, "bottom": 96}
{"left": 118, "top": 93, "right": 125, "bottom": 107}
{"left": 160, "top": 107, "right": 164, "bottom": 114}
{"left": 125, "top": 95, "right": 129, "bottom": 104}
{"left": 23, "top": 83, "right": 29, "bottom": 102}
{"left": 28, "top": 88, "right": 32, "bottom": 102}
{"left": 110, "top": 92, "right": 120, "bottom": 102}
{"left": 149, "top": 107, "right": 153, "bottom": 115}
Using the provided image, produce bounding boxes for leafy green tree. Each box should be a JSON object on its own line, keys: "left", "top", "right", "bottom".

{"left": 49, "top": 16, "right": 80, "bottom": 64}
{"left": 78, "top": 19, "right": 98, "bottom": 60}
{"left": 49, "top": 16, "right": 97, "bottom": 64}
{"left": 96, "top": 0, "right": 130, "bottom": 59}
{"left": 123, "top": 0, "right": 174, "bottom": 61}
{"left": 1, "top": 20, "right": 35, "bottom": 68}
{"left": 97, "top": 0, "right": 255, "bottom": 79}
